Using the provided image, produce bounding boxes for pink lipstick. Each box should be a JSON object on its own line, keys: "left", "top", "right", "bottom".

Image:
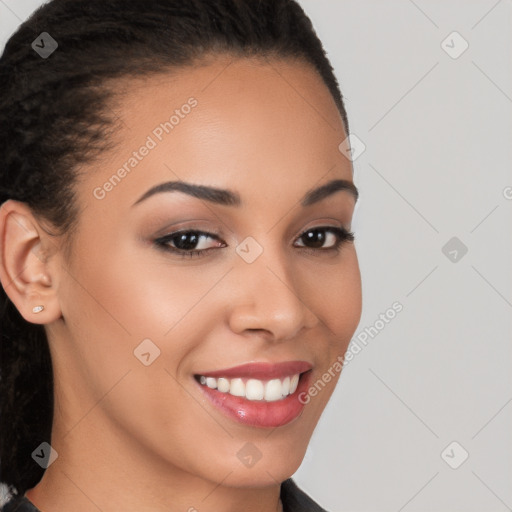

{"left": 194, "top": 361, "right": 312, "bottom": 428}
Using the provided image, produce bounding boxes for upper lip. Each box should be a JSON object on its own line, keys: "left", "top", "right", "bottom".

{"left": 195, "top": 361, "right": 312, "bottom": 380}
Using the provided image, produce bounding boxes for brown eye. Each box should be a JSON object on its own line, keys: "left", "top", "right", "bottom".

{"left": 294, "top": 227, "right": 354, "bottom": 251}
{"left": 300, "top": 229, "right": 329, "bottom": 248}
{"left": 171, "top": 232, "right": 207, "bottom": 251}
{"left": 154, "top": 230, "right": 225, "bottom": 258}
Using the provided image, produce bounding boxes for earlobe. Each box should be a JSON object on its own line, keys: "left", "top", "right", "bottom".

{"left": 0, "top": 200, "right": 62, "bottom": 324}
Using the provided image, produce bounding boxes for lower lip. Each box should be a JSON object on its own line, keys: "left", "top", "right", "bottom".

{"left": 196, "top": 371, "right": 312, "bottom": 428}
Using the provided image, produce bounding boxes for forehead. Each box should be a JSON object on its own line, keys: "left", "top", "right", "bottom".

{"left": 84, "top": 56, "right": 352, "bottom": 210}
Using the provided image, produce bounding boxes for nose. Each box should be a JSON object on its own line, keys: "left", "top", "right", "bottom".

{"left": 227, "top": 251, "right": 319, "bottom": 342}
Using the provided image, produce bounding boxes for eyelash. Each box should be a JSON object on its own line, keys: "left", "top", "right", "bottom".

{"left": 154, "top": 226, "right": 355, "bottom": 259}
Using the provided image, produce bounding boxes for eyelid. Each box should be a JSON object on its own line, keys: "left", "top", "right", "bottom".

{"left": 152, "top": 220, "right": 223, "bottom": 239}
{"left": 296, "top": 219, "right": 345, "bottom": 234}
{"left": 155, "top": 229, "right": 225, "bottom": 247}
{"left": 153, "top": 224, "right": 353, "bottom": 260}
{"left": 155, "top": 222, "right": 348, "bottom": 245}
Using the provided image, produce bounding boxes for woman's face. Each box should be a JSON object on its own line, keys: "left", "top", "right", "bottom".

{"left": 48, "top": 56, "right": 362, "bottom": 488}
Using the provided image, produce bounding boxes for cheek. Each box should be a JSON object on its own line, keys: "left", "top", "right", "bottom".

{"left": 288, "top": 247, "right": 361, "bottom": 410}
{"left": 303, "top": 246, "right": 362, "bottom": 341}
{"left": 67, "top": 235, "right": 230, "bottom": 342}
{"left": 336, "top": 248, "right": 362, "bottom": 335}
{"left": 57, "top": 240, "right": 232, "bottom": 465}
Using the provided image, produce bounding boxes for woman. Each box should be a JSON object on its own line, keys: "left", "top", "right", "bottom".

{"left": 0, "top": 1, "right": 362, "bottom": 510}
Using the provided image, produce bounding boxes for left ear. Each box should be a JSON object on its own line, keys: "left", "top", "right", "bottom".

{"left": 0, "top": 200, "right": 63, "bottom": 324}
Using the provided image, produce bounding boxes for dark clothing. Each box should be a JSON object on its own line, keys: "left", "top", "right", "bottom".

{"left": 2, "top": 478, "right": 328, "bottom": 511}
{"left": 281, "top": 478, "right": 329, "bottom": 512}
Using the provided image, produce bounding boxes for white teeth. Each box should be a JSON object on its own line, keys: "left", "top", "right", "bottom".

{"left": 265, "top": 379, "right": 284, "bottom": 401}
{"left": 282, "top": 376, "right": 290, "bottom": 396}
{"left": 290, "top": 374, "right": 299, "bottom": 394}
{"left": 217, "top": 377, "right": 230, "bottom": 393}
{"left": 246, "top": 379, "right": 265, "bottom": 400}
{"left": 230, "top": 378, "right": 245, "bottom": 397}
{"left": 197, "top": 373, "right": 302, "bottom": 401}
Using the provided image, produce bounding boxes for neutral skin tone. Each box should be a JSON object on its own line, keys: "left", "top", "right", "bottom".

{"left": 0, "top": 55, "right": 361, "bottom": 512}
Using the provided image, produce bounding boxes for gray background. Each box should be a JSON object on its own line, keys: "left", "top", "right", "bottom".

{"left": 1, "top": 1, "right": 511, "bottom": 510}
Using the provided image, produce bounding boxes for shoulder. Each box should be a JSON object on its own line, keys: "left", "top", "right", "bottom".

{"left": 1, "top": 495, "right": 39, "bottom": 512}
{"left": 280, "top": 478, "right": 330, "bottom": 512}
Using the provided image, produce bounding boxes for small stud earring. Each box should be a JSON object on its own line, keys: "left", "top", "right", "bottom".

{"left": 32, "top": 305, "right": 44, "bottom": 314}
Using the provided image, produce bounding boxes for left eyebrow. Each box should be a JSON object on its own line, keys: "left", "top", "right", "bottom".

{"left": 132, "top": 178, "right": 358, "bottom": 207}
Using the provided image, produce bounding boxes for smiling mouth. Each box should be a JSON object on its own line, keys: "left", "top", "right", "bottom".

{"left": 194, "top": 372, "right": 309, "bottom": 402}
{"left": 193, "top": 362, "right": 314, "bottom": 428}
